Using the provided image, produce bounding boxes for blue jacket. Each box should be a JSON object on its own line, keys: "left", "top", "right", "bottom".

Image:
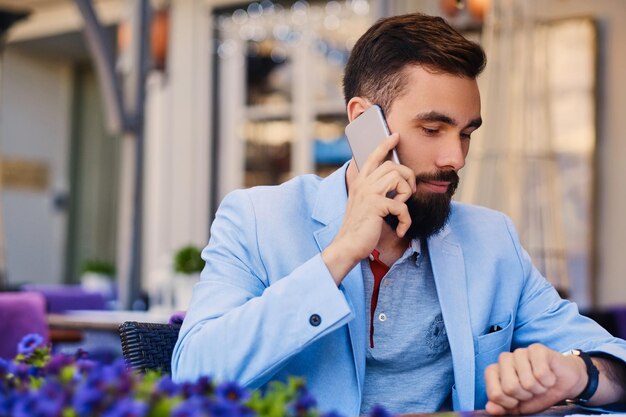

{"left": 172, "top": 163, "right": 626, "bottom": 416}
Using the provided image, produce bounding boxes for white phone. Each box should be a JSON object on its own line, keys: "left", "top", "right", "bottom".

{"left": 345, "top": 104, "right": 400, "bottom": 171}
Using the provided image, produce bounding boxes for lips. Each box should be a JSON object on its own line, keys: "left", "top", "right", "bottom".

{"left": 421, "top": 181, "right": 451, "bottom": 193}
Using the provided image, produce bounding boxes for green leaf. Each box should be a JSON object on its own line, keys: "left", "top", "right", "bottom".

{"left": 148, "top": 397, "right": 180, "bottom": 417}
{"left": 59, "top": 366, "right": 76, "bottom": 384}
{"left": 29, "top": 375, "right": 44, "bottom": 389}
{"left": 62, "top": 407, "right": 77, "bottom": 417}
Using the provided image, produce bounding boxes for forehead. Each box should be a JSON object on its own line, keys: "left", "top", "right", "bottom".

{"left": 389, "top": 65, "right": 481, "bottom": 118}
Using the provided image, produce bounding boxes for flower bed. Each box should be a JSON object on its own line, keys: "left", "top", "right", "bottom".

{"left": 0, "top": 334, "right": 391, "bottom": 417}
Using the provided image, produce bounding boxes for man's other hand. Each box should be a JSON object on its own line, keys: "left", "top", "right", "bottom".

{"left": 484, "top": 343, "right": 587, "bottom": 415}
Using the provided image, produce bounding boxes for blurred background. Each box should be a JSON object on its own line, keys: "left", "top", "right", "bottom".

{"left": 0, "top": 0, "right": 624, "bottom": 325}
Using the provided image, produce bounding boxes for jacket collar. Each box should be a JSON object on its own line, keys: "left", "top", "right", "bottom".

{"left": 311, "top": 161, "right": 350, "bottom": 227}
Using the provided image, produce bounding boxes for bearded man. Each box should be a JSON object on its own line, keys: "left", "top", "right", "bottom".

{"left": 172, "top": 12, "right": 626, "bottom": 417}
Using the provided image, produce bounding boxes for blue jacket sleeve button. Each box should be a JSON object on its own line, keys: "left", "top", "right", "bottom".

{"left": 309, "top": 314, "right": 321, "bottom": 326}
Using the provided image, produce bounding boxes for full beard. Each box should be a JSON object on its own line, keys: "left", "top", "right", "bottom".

{"left": 384, "top": 169, "right": 459, "bottom": 241}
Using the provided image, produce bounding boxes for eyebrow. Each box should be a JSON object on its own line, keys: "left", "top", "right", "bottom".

{"left": 414, "top": 111, "right": 482, "bottom": 130}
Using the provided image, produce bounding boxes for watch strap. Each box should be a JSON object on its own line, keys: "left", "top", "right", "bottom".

{"left": 567, "top": 349, "right": 600, "bottom": 405}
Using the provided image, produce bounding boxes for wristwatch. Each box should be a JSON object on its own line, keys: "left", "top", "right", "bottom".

{"left": 564, "top": 349, "right": 600, "bottom": 405}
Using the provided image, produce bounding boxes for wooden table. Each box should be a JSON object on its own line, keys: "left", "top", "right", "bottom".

{"left": 47, "top": 309, "right": 173, "bottom": 347}
{"left": 48, "top": 309, "right": 172, "bottom": 332}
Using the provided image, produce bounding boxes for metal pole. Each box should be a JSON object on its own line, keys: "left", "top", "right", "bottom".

{"left": 74, "top": 0, "right": 127, "bottom": 133}
{"left": 127, "top": 0, "right": 150, "bottom": 310}
{"left": 74, "top": 0, "right": 150, "bottom": 309}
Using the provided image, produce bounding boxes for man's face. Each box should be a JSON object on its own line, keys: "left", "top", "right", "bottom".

{"left": 384, "top": 65, "right": 482, "bottom": 239}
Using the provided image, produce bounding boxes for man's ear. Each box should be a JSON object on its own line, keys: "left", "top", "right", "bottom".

{"left": 346, "top": 97, "right": 371, "bottom": 123}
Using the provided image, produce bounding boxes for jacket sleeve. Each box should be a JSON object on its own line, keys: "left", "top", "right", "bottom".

{"left": 171, "top": 189, "right": 354, "bottom": 387}
{"left": 505, "top": 215, "right": 626, "bottom": 363}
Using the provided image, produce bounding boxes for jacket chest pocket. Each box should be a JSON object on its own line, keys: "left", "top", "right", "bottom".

{"left": 475, "top": 313, "right": 513, "bottom": 357}
{"left": 473, "top": 313, "right": 514, "bottom": 409}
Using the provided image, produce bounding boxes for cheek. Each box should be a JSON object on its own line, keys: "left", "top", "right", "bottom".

{"left": 462, "top": 141, "right": 471, "bottom": 156}
{"left": 396, "top": 141, "right": 437, "bottom": 170}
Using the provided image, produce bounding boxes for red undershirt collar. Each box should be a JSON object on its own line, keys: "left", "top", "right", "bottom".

{"left": 367, "top": 241, "right": 421, "bottom": 348}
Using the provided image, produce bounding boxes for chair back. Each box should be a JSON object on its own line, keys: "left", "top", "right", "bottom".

{"left": 0, "top": 291, "right": 48, "bottom": 359}
{"left": 118, "top": 321, "right": 181, "bottom": 373}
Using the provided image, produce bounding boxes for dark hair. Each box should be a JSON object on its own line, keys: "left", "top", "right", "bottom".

{"left": 343, "top": 13, "right": 486, "bottom": 113}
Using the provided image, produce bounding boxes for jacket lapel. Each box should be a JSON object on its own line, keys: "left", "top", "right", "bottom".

{"left": 311, "top": 163, "right": 366, "bottom": 398}
{"left": 428, "top": 223, "right": 475, "bottom": 410}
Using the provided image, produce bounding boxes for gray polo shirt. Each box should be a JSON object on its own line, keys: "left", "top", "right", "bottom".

{"left": 359, "top": 240, "right": 454, "bottom": 415}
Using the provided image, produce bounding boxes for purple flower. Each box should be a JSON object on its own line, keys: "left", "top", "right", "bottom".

{"left": 76, "top": 358, "right": 97, "bottom": 371}
{"left": 195, "top": 376, "right": 214, "bottom": 395}
{"left": 172, "top": 397, "right": 208, "bottom": 417}
{"left": 86, "top": 359, "right": 132, "bottom": 395}
{"left": 0, "top": 357, "right": 11, "bottom": 375}
{"left": 43, "top": 353, "right": 74, "bottom": 375}
{"left": 72, "top": 382, "right": 107, "bottom": 416}
{"left": 31, "top": 381, "right": 66, "bottom": 417}
{"left": 74, "top": 348, "right": 89, "bottom": 361}
{"left": 320, "top": 411, "right": 345, "bottom": 417}
{"left": 207, "top": 400, "right": 254, "bottom": 417}
{"left": 181, "top": 376, "right": 213, "bottom": 398}
{"left": 12, "top": 363, "right": 30, "bottom": 381}
{"left": 17, "top": 334, "right": 44, "bottom": 356}
{"left": 215, "top": 381, "right": 248, "bottom": 403}
{"left": 10, "top": 391, "right": 37, "bottom": 417}
{"left": 368, "top": 404, "right": 395, "bottom": 417}
{"left": 102, "top": 397, "right": 148, "bottom": 417}
{"left": 293, "top": 390, "right": 317, "bottom": 416}
{"left": 0, "top": 391, "right": 20, "bottom": 416}
{"left": 3, "top": 336, "right": 333, "bottom": 417}
{"left": 156, "top": 375, "right": 181, "bottom": 396}
{"left": 169, "top": 311, "right": 186, "bottom": 325}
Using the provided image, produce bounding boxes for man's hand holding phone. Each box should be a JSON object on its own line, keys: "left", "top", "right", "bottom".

{"left": 321, "top": 132, "right": 416, "bottom": 285}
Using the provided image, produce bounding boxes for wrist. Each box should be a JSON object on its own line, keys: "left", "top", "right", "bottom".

{"left": 321, "top": 241, "right": 360, "bottom": 285}
{"left": 564, "top": 349, "right": 600, "bottom": 405}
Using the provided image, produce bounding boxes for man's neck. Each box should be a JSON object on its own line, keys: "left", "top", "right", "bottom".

{"left": 376, "top": 225, "right": 410, "bottom": 266}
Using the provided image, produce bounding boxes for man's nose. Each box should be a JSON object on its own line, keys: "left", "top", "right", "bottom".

{"left": 436, "top": 137, "right": 466, "bottom": 171}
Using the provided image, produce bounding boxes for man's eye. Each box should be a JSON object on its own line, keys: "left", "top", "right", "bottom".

{"left": 461, "top": 132, "right": 472, "bottom": 140}
{"left": 422, "top": 127, "right": 439, "bottom": 135}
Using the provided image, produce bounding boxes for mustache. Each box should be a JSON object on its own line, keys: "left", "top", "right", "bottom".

{"left": 415, "top": 170, "right": 459, "bottom": 186}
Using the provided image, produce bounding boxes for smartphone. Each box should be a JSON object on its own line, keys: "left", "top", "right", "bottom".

{"left": 345, "top": 104, "right": 400, "bottom": 171}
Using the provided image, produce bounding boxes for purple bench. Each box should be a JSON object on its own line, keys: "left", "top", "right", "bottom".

{"left": 0, "top": 291, "right": 49, "bottom": 359}
{"left": 20, "top": 284, "right": 108, "bottom": 313}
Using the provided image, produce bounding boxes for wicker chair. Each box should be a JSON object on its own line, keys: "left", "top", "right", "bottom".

{"left": 118, "top": 321, "right": 182, "bottom": 373}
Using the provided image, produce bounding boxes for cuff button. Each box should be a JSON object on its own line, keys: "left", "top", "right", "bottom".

{"left": 309, "top": 314, "right": 321, "bottom": 327}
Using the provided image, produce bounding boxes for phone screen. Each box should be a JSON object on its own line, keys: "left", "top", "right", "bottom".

{"left": 345, "top": 105, "right": 400, "bottom": 170}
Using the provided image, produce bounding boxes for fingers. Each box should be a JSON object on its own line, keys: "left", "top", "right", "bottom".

{"left": 357, "top": 163, "right": 414, "bottom": 238}
{"left": 359, "top": 133, "right": 400, "bottom": 176}
{"left": 386, "top": 199, "right": 411, "bottom": 238}
{"left": 485, "top": 363, "right": 521, "bottom": 410}
{"left": 485, "top": 400, "right": 516, "bottom": 416}
{"left": 372, "top": 168, "right": 416, "bottom": 201}
{"left": 499, "top": 352, "right": 534, "bottom": 401}
{"left": 525, "top": 344, "right": 557, "bottom": 390}
{"left": 352, "top": 132, "right": 417, "bottom": 199}
{"left": 485, "top": 344, "right": 570, "bottom": 415}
